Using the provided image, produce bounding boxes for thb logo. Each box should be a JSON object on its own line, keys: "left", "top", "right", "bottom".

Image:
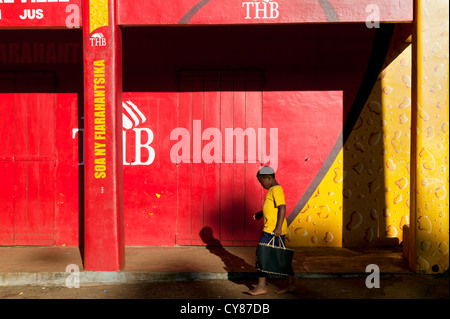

{"left": 85, "top": 26, "right": 113, "bottom": 54}
{"left": 242, "top": 0, "right": 280, "bottom": 20}
{"left": 122, "top": 100, "right": 155, "bottom": 166}
{"left": 72, "top": 100, "right": 155, "bottom": 166}
{"left": 89, "top": 33, "right": 107, "bottom": 47}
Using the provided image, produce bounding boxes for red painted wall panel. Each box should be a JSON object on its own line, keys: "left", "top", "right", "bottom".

{"left": 37, "top": 162, "right": 55, "bottom": 240}
{"left": 120, "top": 89, "right": 342, "bottom": 246}
{"left": 202, "top": 80, "right": 221, "bottom": 243}
{"left": 118, "top": 25, "right": 374, "bottom": 246}
{"left": 122, "top": 92, "right": 178, "bottom": 246}
{"left": 1, "top": 24, "right": 377, "bottom": 247}
{"left": 0, "top": 75, "right": 57, "bottom": 245}
{"left": 190, "top": 83, "right": 204, "bottom": 245}
{"left": 219, "top": 80, "right": 234, "bottom": 242}
{"left": 0, "top": 87, "right": 80, "bottom": 246}
{"left": 176, "top": 81, "right": 194, "bottom": 245}
{"left": 173, "top": 71, "right": 265, "bottom": 246}
{"left": 263, "top": 90, "right": 343, "bottom": 224}
{"left": 232, "top": 80, "right": 246, "bottom": 245}
{"left": 118, "top": 0, "right": 412, "bottom": 25}
{"left": 245, "top": 81, "right": 263, "bottom": 243}
{"left": 0, "top": 0, "right": 82, "bottom": 28}
{"left": 55, "top": 93, "right": 80, "bottom": 246}
{"left": 0, "top": 160, "right": 14, "bottom": 245}
{"left": 12, "top": 162, "right": 28, "bottom": 242}
{"left": 0, "top": 30, "right": 82, "bottom": 247}
{"left": 0, "top": 79, "right": 14, "bottom": 245}
{"left": 0, "top": 0, "right": 411, "bottom": 28}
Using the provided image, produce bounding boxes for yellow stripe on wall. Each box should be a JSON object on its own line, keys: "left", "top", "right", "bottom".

{"left": 412, "top": 0, "right": 449, "bottom": 274}
{"left": 89, "top": 0, "right": 109, "bottom": 33}
{"left": 287, "top": 25, "right": 413, "bottom": 249}
{"left": 287, "top": 149, "right": 344, "bottom": 247}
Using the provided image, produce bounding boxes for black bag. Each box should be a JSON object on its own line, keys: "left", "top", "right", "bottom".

{"left": 256, "top": 236, "right": 294, "bottom": 276}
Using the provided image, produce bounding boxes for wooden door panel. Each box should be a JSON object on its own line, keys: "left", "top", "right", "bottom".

{"left": 177, "top": 71, "right": 263, "bottom": 246}
{"left": 0, "top": 73, "right": 56, "bottom": 246}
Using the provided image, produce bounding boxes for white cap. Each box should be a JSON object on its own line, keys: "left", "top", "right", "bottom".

{"left": 258, "top": 166, "right": 275, "bottom": 175}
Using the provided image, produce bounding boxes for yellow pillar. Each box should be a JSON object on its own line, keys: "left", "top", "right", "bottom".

{"left": 410, "top": 0, "right": 449, "bottom": 273}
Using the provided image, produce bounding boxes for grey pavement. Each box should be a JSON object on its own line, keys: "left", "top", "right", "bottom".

{"left": 1, "top": 245, "right": 414, "bottom": 285}
{"left": 0, "top": 245, "right": 448, "bottom": 300}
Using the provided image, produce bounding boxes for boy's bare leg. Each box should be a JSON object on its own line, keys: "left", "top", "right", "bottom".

{"left": 248, "top": 277, "right": 267, "bottom": 295}
{"left": 276, "top": 275, "right": 296, "bottom": 294}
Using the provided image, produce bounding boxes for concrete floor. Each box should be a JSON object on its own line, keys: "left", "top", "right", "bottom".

{"left": 1, "top": 245, "right": 448, "bottom": 301}
{"left": 0, "top": 245, "right": 415, "bottom": 286}
{"left": 1, "top": 275, "right": 448, "bottom": 299}
{"left": 0, "top": 245, "right": 413, "bottom": 275}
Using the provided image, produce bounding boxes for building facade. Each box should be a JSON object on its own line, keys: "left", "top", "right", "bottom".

{"left": 0, "top": 0, "right": 448, "bottom": 273}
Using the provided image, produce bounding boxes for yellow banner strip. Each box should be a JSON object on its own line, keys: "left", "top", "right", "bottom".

{"left": 89, "top": 0, "right": 109, "bottom": 33}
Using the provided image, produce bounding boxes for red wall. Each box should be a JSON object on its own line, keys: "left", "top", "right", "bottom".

{"left": 120, "top": 24, "right": 375, "bottom": 246}
{"left": 0, "top": 29, "right": 83, "bottom": 246}
{"left": 0, "top": 24, "right": 376, "bottom": 246}
{"left": 117, "top": 0, "right": 413, "bottom": 25}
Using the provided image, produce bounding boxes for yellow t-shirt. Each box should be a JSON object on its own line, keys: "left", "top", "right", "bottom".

{"left": 263, "top": 185, "right": 288, "bottom": 235}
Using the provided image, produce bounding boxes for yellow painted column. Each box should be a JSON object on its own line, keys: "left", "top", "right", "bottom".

{"left": 410, "top": 0, "right": 449, "bottom": 273}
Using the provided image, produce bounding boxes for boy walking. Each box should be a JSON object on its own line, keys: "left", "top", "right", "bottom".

{"left": 248, "top": 166, "right": 295, "bottom": 296}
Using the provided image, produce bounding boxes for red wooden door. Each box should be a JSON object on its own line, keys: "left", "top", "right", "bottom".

{"left": 176, "top": 71, "right": 263, "bottom": 246}
{"left": 0, "top": 77, "right": 15, "bottom": 246}
{"left": 0, "top": 74, "right": 56, "bottom": 246}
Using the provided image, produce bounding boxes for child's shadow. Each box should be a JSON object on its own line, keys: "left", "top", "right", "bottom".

{"left": 199, "top": 227, "right": 255, "bottom": 290}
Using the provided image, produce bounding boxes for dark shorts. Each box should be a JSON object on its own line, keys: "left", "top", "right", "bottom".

{"left": 256, "top": 231, "right": 294, "bottom": 277}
